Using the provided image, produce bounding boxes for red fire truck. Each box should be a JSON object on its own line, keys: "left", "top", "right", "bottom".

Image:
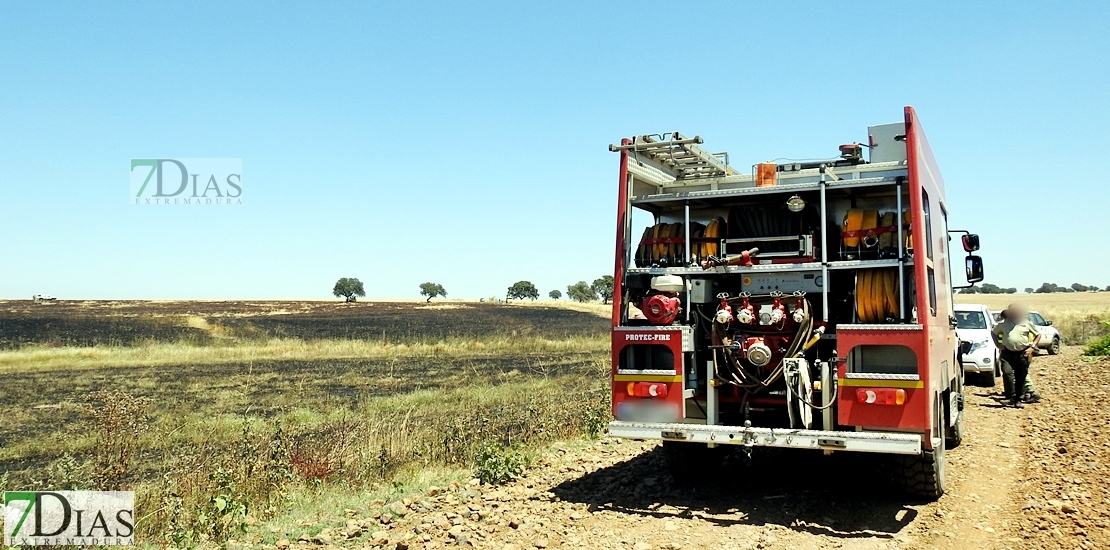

{"left": 606, "top": 107, "right": 983, "bottom": 499}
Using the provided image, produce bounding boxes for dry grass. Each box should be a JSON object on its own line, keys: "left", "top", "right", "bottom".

{"left": 515, "top": 300, "right": 612, "bottom": 318}
{"left": 954, "top": 292, "right": 1110, "bottom": 313}
{"left": 0, "top": 336, "right": 607, "bottom": 372}
{"left": 0, "top": 300, "right": 612, "bottom": 547}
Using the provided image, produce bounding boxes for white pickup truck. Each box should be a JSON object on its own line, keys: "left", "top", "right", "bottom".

{"left": 32, "top": 294, "right": 57, "bottom": 302}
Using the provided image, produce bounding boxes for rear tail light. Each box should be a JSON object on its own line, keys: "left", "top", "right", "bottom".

{"left": 855, "top": 388, "right": 906, "bottom": 405}
{"left": 626, "top": 382, "right": 669, "bottom": 398}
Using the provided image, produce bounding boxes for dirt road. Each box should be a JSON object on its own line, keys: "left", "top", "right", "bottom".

{"left": 324, "top": 348, "right": 1107, "bottom": 550}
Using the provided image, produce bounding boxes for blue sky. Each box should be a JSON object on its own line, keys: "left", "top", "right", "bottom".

{"left": 1, "top": 1, "right": 1108, "bottom": 299}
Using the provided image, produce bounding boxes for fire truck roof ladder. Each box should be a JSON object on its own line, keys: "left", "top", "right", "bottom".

{"left": 609, "top": 133, "right": 732, "bottom": 180}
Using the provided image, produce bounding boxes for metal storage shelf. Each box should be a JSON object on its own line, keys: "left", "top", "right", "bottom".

{"left": 632, "top": 176, "right": 904, "bottom": 207}
{"left": 622, "top": 154, "right": 913, "bottom": 324}
{"left": 627, "top": 258, "right": 910, "bottom": 276}
{"left": 826, "top": 258, "right": 907, "bottom": 270}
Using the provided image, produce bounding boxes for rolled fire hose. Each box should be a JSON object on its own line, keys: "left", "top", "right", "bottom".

{"left": 855, "top": 268, "right": 899, "bottom": 323}
{"left": 636, "top": 226, "right": 652, "bottom": 266}
{"left": 843, "top": 209, "right": 864, "bottom": 247}
{"left": 703, "top": 217, "right": 723, "bottom": 258}
{"left": 637, "top": 219, "right": 729, "bottom": 266}
{"left": 903, "top": 210, "right": 913, "bottom": 249}
{"left": 860, "top": 209, "right": 879, "bottom": 247}
{"left": 652, "top": 222, "right": 665, "bottom": 261}
{"left": 845, "top": 209, "right": 910, "bottom": 252}
{"left": 878, "top": 211, "right": 896, "bottom": 249}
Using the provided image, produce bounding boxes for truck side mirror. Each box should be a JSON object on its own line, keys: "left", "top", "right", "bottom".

{"left": 965, "top": 255, "right": 984, "bottom": 284}
{"left": 961, "top": 234, "right": 980, "bottom": 252}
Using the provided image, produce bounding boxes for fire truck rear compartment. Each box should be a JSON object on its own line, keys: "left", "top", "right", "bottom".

{"left": 607, "top": 111, "right": 982, "bottom": 499}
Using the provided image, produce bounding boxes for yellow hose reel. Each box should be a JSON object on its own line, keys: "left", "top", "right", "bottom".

{"left": 856, "top": 268, "right": 899, "bottom": 323}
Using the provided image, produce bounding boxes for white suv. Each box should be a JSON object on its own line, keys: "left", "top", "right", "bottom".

{"left": 32, "top": 294, "right": 57, "bottom": 302}
{"left": 1027, "top": 310, "right": 1062, "bottom": 355}
{"left": 955, "top": 304, "right": 999, "bottom": 386}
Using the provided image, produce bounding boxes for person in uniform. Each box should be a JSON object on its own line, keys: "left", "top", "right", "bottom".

{"left": 1002, "top": 345, "right": 1042, "bottom": 403}
{"left": 992, "top": 304, "right": 1041, "bottom": 408}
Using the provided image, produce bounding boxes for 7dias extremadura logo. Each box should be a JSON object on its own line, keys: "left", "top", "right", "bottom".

{"left": 130, "top": 158, "right": 242, "bottom": 205}
{"left": 4, "top": 491, "right": 135, "bottom": 546}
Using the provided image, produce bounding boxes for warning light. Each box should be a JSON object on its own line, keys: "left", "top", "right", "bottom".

{"left": 755, "top": 163, "right": 777, "bottom": 187}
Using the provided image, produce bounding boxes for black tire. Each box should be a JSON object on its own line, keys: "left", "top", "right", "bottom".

{"left": 662, "top": 441, "right": 725, "bottom": 485}
{"left": 1049, "top": 337, "right": 1061, "bottom": 355}
{"left": 945, "top": 395, "right": 964, "bottom": 449}
{"left": 980, "top": 368, "right": 996, "bottom": 387}
{"left": 894, "top": 443, "right": 946, "bottom": 500}
{"left": 895, "top": 396, "right": 947, "bottom": 500}
{"left": 945, "top": 370, "right": 965, "bottom": 449}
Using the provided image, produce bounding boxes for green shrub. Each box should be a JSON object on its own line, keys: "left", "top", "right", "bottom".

{"left": 473, "top": 444, "right": 527, "bottom": 485}
{"left": 144, "top": 424, "right": 294, "bottom": 546}
{"left": 42, "top": 453, "right": 95, "bottom": 490}
{"left": 1084, "top": 331, "right": 1110, "bottom": 356}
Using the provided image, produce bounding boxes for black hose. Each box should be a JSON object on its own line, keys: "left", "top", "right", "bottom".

{"left": 784, "top": 370, "right": 838, "bottom": 411}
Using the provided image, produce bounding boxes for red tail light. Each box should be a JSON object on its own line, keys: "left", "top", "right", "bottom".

{"left": 626, "top": 382, "right": 669, "bottom": 398}
{"left": 855, "top": 388, "right": 906, "bottom": 405}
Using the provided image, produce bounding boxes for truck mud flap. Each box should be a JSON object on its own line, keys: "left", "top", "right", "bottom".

{"left": 609, "top": 420, "right": 922, "bottom": 455}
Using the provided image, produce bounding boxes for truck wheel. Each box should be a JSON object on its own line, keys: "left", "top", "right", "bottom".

{"left": 945, "top": 395, "right": 964, "bottom": 449}
{"left": 981, "top": 368, "right": 996, "bottom": 387}
{"left": 1049, "top": 337, "right": 1061, "bottom": 355}
{"left": 661, "top": 441, "right": 725, "bottom": 485}
{"left": 945, "top": 370, "right": 965, "bottom": 448}
{"left": 894, "top": 443, "right": 946, "bottom": 500}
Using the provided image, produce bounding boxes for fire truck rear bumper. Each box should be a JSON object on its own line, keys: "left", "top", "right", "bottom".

{"left": 608, "top": 421, "right": 923, "bottom": 455}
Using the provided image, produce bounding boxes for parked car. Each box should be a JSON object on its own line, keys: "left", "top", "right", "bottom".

{"left": 955, "top": 303, "right": 999, "bottom": 386}
{"left": 31, "top": 294, "right": 57, "bottom": 302}
{"left": 1028, "top": 310, "right": 1062, "bottom": 355}
{"left": 990, "top": 309, "right": 1061, "bottom": 355}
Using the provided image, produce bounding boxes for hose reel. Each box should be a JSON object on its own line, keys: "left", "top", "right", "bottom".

{"left": 855, "top": 268, "right": 899, "bottom": 323}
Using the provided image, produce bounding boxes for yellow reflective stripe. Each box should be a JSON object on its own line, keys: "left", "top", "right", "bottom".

{"left": 613, "top": 374, "right": 682, "bottom": 383}
{"left": 838, "top": 379, "right": 924, "bottom": 389}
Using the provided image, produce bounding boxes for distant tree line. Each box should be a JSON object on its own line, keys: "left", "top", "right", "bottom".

{"left": 1033, "top": 282, "right": 1108, "bottom": 293}
{"left": 563, "top": 276, "right": 614, "bottom": 303}
{"left": 959, "top": 283, "right": 1016, "bottom": 294}
{"left": 329, "top": 275, "right": 618, "bottom": 303}
{"left": 506, "top": 276, "right": 614, "bottom": 304}
{"left": 960, "top": 281, "right": 1109, "bottom": 294}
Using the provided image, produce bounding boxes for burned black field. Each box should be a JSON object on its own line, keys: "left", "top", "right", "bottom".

{"left": 0, "top": 300, "right": 607, "bottom": 348}
{"left": 0, "top": 300, "right": 610, "bottom": 483}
